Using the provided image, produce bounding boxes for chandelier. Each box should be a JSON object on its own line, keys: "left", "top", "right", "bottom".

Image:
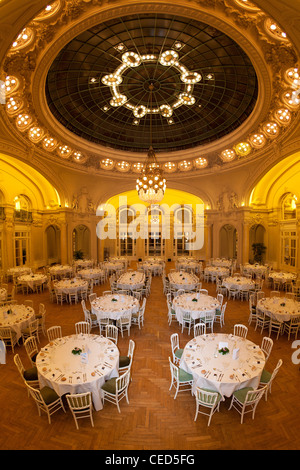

{"left": 136, "top": 84, "right": 166, "bottom": 204}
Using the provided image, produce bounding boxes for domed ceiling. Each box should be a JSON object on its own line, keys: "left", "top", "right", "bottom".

{"left": 45, "top": 13, "right": 258, "bottom": 153}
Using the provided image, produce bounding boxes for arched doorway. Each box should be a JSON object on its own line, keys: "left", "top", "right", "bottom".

{"left": 72, "top": 225, "right": 91, "bottom": 259}
{"left": 219, "top": 224, "right": 237, "bottom": 259}
{"left": 249, "top": 224, "right": 266, "bottom": 263}
{"left": 46, "top": 225, "right": 61, "bottom": 265}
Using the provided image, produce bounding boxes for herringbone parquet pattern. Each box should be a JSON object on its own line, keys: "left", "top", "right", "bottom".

{"left": 1, "top": 262, "right": 300, "bottom": 450}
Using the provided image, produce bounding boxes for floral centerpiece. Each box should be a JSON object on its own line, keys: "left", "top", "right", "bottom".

{"left": 280, "top": 302, "right": 286, "bottom": 307}
{"left": 111, "top": 298, "right": 118, "bottom": 302}
{"left": 192, "top": 298, "right": 198, "bottom": 302}
{"left": 72, "top": 347, "right": 82, "bottom": 355}
{"left": 218, "top": 347, "right": 229, "bottom": 355}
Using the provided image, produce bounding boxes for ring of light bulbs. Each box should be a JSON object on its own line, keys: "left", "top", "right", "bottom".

{"left": 101, "top": 50, "right": 201, "bottom": 120}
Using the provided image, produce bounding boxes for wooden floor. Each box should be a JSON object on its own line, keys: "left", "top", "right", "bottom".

{"left": 1, "top": 261, "right": 300, "bottom": 451}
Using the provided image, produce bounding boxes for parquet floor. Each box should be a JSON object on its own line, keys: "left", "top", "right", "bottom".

{"left": 1, "top": 262, "right": 300, "bottom": 451}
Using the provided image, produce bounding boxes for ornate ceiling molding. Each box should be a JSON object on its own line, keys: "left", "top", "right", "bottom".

{"left": 1, "top": 0, "right": 299, "bottom": 178}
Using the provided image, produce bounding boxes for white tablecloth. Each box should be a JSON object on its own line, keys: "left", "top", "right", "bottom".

{"left": 74, "top": 259, "right": 94, "bottom": 268}
{"left": 77, "top": 268, "right": 105, "bottom": 280}
{"left": 204, "top": 266, "right": 230, "bottom": 278}
{"left": 141, "top": 262, "right": 163, "bottom": 274}
{"left": 36, "top": 334, "right": 119, "bottom": 411}
{"left": 49, "top": 265, "right": 73, "bottom": 277}
{"left": 91, "top": 294, "right": 139, "bottom": 321}
{"left": 257, "top": 296, "right": 300, "bottom": 322}
{"left": 0, "top": 304, "right": 35, "bottom": 340}
{"left": 173, "top": 293, "right": 220, "bottom": 323}
{"left": 269, "top": 272, "right": 296, "bottom": 285}
{"left": 7, "top": 267, "right": 32, "bottom": 277}
{"left": 243, "top": 264, "right": 267, "bottom": 277}
{"left": 177, "top": 261, "right": 199, "bottom": 271}
{"left": 180, "top": 333, "right": 265, "bottom": 399}
{"left": 168, "top": 271, "right": 199, "bottom": 291}
{"left": 211, "top": 259, "right": 232, "bottom": 268}
{"left": 54, "top": 278, "right": 88, "bottom": 294}
{"left": 18, "top": 274, "right": 47, "bottom": 290}
{"left": 103, "top": 262, "right": 124, "bottom": 273}
{"left": 223, "top": 276, "right": 255, "bottom": 291}
{"left": 117, "top": 271, "right": 145, "bottom": 291}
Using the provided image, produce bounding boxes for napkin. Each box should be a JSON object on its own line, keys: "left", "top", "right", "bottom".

{"left": 232, "top": 348, "right": 239, "bottom": 360}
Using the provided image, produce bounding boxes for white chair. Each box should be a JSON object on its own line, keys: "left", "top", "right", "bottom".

{"left": 21, "top": 318, "right": 40, "bottom": 344}
{"left": 131, "top": 298, "right": 146, "bottom": 329}
{"left": 102, "top": 291, "right": 112, "bottom": 296}
{"left": 228, "top": 385, "right": 267, "bottom": 423}
{"left": 194, "top": 387, "right": 222, "bottom": 426}
{"left": 283, "top": 315, "right": 300, "bottom": 340}
{"left": 75, "top": 321, "right": 91, "bottom": 335}
{"left": 26, "top": 382, "right": 66, "bottom": 424}
{"left": 167, "top": 294, "right": 177, "bottom": 326}
{"left": 24, "top": 336, "right": 39, "bottom": 366}
{"left": 88, "top": 293, "right": 97, "bottom": 304}
{"left": 248, "top": 293, "right": 257, "bottom": 325}
{"left": 116, "top": 312, "right": 132, "bottom": 337}
{"left": 259, "top": 359, "right": 283, "bottom": 400}
{"left": 0, "top": 326, "right": 19, "bottom": 353}
{"left": 119, "top": 339, "right": 135, "bottom": 374}
{"left": 170, "top": 333, "right": 183, "bottom": 365}
{"left": 233, "top": 323, "right": 248, "bottom": 338}
{"left": 260, "top": 336, "right": 273, "bottom": 362}
{"left": 215, "top": 302, "right": 227, "bottom": 328}
{"left": 194, "top": 322, "right": 206, "bottom": 337}
{"left": 181, "top": 311, "right": 195, "bottom": 335}
{"left": 200, "top": 311, "right": 214, "bottom": 333}
{"left": 168, "top": 357, "right": 193, "bottom": 399}
{"left": 14, "top": 353, "right": 39, "bottom": 393}
{"left": 55, "top": 289, "right": 67, "bottom": 305}
{"left": 199, "top": 289, "right": 208, "bottom": 295}
{"left": 101, "top": 369, "right": 131, "bottom": 413}
{"left": 105, "top": 324, "right": 118, "bottom": 344}
{"left": 255, "top": 310, "right": 270, "bottom": 334}
{"left": 47, "top": 325, "right": 62, "bottom": 342}
{"left": 268, "top": 318, "right": 284, "bottom": 340}
{"left": 66, "top": 392, "right": 94, "bottom": 430}
{"left": 228, "top": 287, "right": 239, "bottom": 300}
{"left": 68, "top": 289, "right": 78, "bottom": 305}
{"left": 98, "top": 317, "right": 110, "bottom": 335}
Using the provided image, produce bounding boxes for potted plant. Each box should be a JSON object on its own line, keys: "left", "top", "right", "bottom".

{"left": 251, "top": 243, "right": 266, "bottom": 264}
{"left": 73, "top": 249, "right": 84, "bottom": 260}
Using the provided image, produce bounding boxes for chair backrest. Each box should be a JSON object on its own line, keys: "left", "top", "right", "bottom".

{"left": 291, "top": 315, "right": 300, "bottom": 326}
{"left": 217, "top": 293, "right": 224, "bottom": 305}
{"left": 270, "top": 291, "right": 280, "bottom": 297}
{"left": 88, "top": 293, "right": 97, "bottom": 303}
{"left": 199, "top": 289, "right": 208, "bottom": 295}
{"left": 269, "top": 359, "right": 283, "bottom": 384}
{"left": 170, "top": 333, "right": 179, "bottom": 354}
{"left": 244, "top": 386, "right": 266, "bottom": 405}
{"left": 47, "top": 325, "right": 62, "bottom": 342}
{"left": 24, "top": 300, "right": 33, "bottom": 308}
{"left": 195, "top": 387, "right": 219, "bottom": 407}
{"left": 66, "top": 391, "right": 92, "bottom": 412}
{"left": 29, "top": 319, "right": 39, "bottom": 335}
{"left": 75, "top": 321, "right": 91, "bottom": 335}
{"left": 261, "top": 336, "right": 273, "bottom": 360}
{"left": 0, "top": 326, "right": 13, "bottom": 340}
{"left": 116, "top": 368, "right": 130, "bottom": 394}
{"left": 26, "top": 382, "right": 45, "bottom": 406}
{"left": 39, "top": 303, "right": 46, "bottom": 314}
{"left": 194, "top": 323, "right": 206, "bottom": 336}
{"left": 234, "top": 323, "right": 248, "bottom": 338}
{"left": 169, "top": 356, "right": 179, "bottom": 381}
{"left": 24, "top": 336, "right": 38, "bottom": 362}
{"left": 14, "top": 353, "right": 24, "bottom": 378}
{"left": 105, "top": 324, "right": 118, "bottom": 343}
{"left": 128, "top": 339, "right": 135, "bottom": 360}
{"left": 102, "top": 291, "right": 112, "bottom": 296}
{"left": 221, "top": 302, "right": 227, "bottom": 314}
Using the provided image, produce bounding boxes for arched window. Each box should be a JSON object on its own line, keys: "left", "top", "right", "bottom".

{"left": 173, "top": 206, "right": 194, "bottom": 257}
{"left": 14, "top": 194, "right": 32, "bottom": 222}
{"left": 282, "top": 192, "right": 297, "bottom": 220}
{"left": 117, "top": 206, "right": 136, "bottom": 257}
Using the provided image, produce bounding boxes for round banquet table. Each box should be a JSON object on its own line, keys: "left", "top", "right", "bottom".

{"left": 91, "top": 294, "right": 139, "bottom": 321}
{"left": 0, "top": 288, "right": 7, "bottom": 302}
{"left": 74, "top": 259, "right": 94, "bottom": 269}
{"left": 204, "top": 266, "right": 230, "bottom": 279}
{"left": 103, "top": 261, "right": 124, "bottom": 274}
{"left": 7, "top": 266, "right": 32, "bottom": 278}
{"left": 54, "top": 278, "right": 88, "bottom": 295}
{"left": 36, "top": 334, "right": 119, "bottom": 411}
{"left": 172, "top": 293, "right": 220, "bottom": 324}
{"left": 168, "top": 271, "right": 199, "bottom": 291}
{"left": 0, "top": 304, "right": 35, "bottom": 341}
{"left": 180, "top": 333, "right": 265, "bottom": 399}
{"left": 176, "top": 261, "right": 199, "bottom": 271}
{"left": 117, "top": 271, "right": 145, "bottom": 291}
{"left": 77, "top": 268, "right": 105, "bottom": 281}
{"left": 211, "top": 259, "right": 232, "bottom": 268}
{"left": 18, "top": 273, "right": 47, "bottom": 291}
{"left": 223, "top": 276, "right": 255, "bottom": 292}
{"left": 49, "top": 265, "right": 73, "bottom": 278}
{"left": 243, "top": 264, "right": 267, "bottom": 278}
{"left": 141, "top": 262, "right": 163, "bottom": 274}
{"left": 269, "top": 271, "right": 297, "bottom": 286}
{"left": 257, "top": 296, "right": 300, "bottom": 322}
